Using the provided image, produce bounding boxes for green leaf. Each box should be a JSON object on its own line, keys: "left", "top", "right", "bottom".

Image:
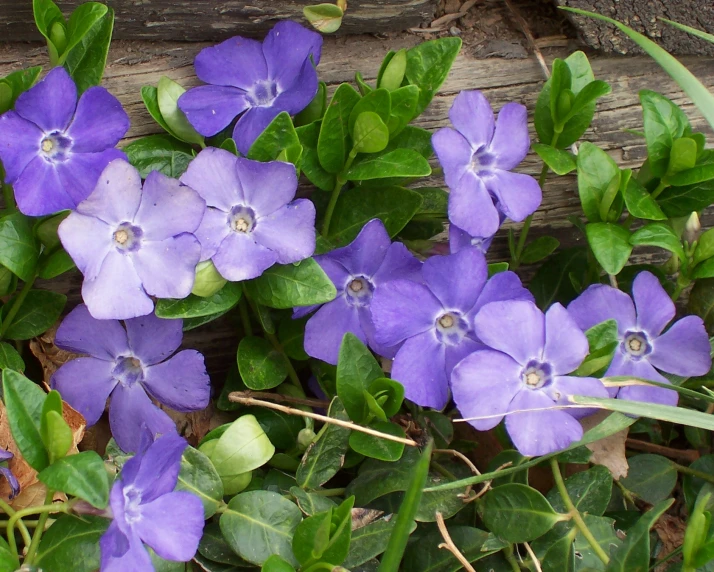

{"left": 0, "top": 290, "right": 66, "bottom": 340}
{"left": 0, "top": 537, "right": 19, "bottom": 572}
{"left": 40, "top": 409, "right": 72, "bottom": 465}
{"left": 157, "top": 76, "right": 204, "bottom": 145}
{"left": 639, "top": 90, "right": 691, "bottom": 178}
{"left": 564, "top": 79, "right": 611, "bottom": 122}
{"left": 623, "top": 176, "right": 666, "bottom": 220}
{"left": 550, "top": 58, "right": 572, "bottom": 126}
{"left": 344, "top": 519, "right": 403, "bottom": 569}
{"left": 38, "top": 451, "right": 109, "bottom": 508}
{"left": 668, "top": 162, "right": 714, "bottom": 186}
{"left": 237, "top": 336, "right": 289, "bottom": 391}
{"left": 278, "top": 318, "right": 309, "bottom": 361}
{"left": 346, "top": 149, "right": 431, "bottom": 181}
{"left": 351, "top": 112, "right": 390, "bottom": 154}
{"left": 577, "top": 142, "right": 621, "bottom": 222}
{"left": 250, "top": 408, "right": 303, "bottom": 450}
{"left": 379, "top": 49, "right": 407, "bottom": 91}
{"left": 479, "top": 483, "right": 561, "bottom": 542}
{"left": 629, "top": 222, "right": 685, "bottom": 261}
{"left": 402, "top": 526, "right": 502, "bottom": 572}
{"left": 248, "top": 112, "right": 301, "bottom": 163}
{"left": 63, "top": 3, "right": 108, "bottom": 64}
{"left": 39, "top": 248, "right": 76, "bottom": 280}
{"left": 0, "top": 67, "right": 42, "bottom": 114}
{"left": 620, "top": 454, "right": 677, "bottom": 504}
{"left": 336, "top": 334, "right": 383, "bottom": 423}
{"left": 586, "top": 222, "right": 632, "bottom": 275}
{"left": 2, "top": 369, "right": 47, "bottom": 471}
{"left": 155, "top": 281, "right": 242, "bottom": 319}
{"left": 262, "top": 554, "right": 297, "bottom": 572}
{"left": 532, "top": 143, "right": 577, "bottom": 175}
{"left": 0, "top": 342, "right": 23, "bottom": 372}
{"left": 33, "top": 0, "right": 63, "bottom": 58}
{"left": 318, "top": 83, "right": 361, "bottom": 173}
{"left": 348, "top": 89, "right": 391, "bottom": 134}
{"left": 62, "top": 8, "right": 114, "bottom": 93}
{"left": 220, "top": 490, "right": 302, "bottom": 566}
{"left": 303, "top": 4, "right": 343, "bottom": 34}
{"left": 546, "top": 465, "right": 612, "bottom": 516}
{"left": 36, "top": 515, "right": 108, "bottom": 572}
{"left": 290, "top": 487, "right": 338, "bottom": 517}
{"left": 530, "top": 247, "right": 590, "bottom": 309}
{"left": 176, "top": 446, "right": 224, "bottom": 519}
{"left": 141, "top": 85, "right": 174, "bottom": 135}
{"left": 667, "top": 136, "right": 698, "bottom": 176}
{"left": 349, "top": 421, "right": 405, "bottom": 461}
{"left": 296, "top": 121, "right": 335, "bottom": 191}
{"left": 694, "top": 228, "right": 714, "bottom": 265}
{"left": 244, "top": 259, "right": 336, "bottom": 310}
{"left": 405, "top": 37, "right": 462, "bottom": 117}
{"left": 656, "top": 179, "right": 714, "bottom": 217}
{"left": 0, "top": 212, "right": 39, "bottom": 281}
{"left": 520, "top": 236, "right": 560, "bottom": 265}
{"left": 293, "top": 497, "right": 353, "bottom": 567}
{"left": 604, "top": 499, "right": 674, "bottom": 571}
{"left": 295, "top": 82, "right": 327, "bottom": 127}
{"left": 124, "top": 134, "right": 193, "bottom": 179}
{"left": 296, "top": 398, "right": 351, "bottom": 488}
{"left": 368, "top": 377, "right": 404, "bottom": 418}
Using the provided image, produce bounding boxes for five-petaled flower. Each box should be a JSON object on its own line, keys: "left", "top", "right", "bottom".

{"left": 0, "top": 449, "right": 19, "bottom": 499}
{"left": 180, "top": 148, "right": 315, "bottom": 282}
{"left": 371, "top": 248, "right": 532, "bottom": 409}
{"left": 59, "top": 159, "right": 206, "bottom": 320}
{"left": 448, "top": 222, "right": 497, "bottom": 255}
{"left": 451, "top": 300, "right": 609, "bottom": 456}
{"left": 297, "top": 219, "right": 422, "bottom": 364}
{"left": 51, "top": 304, "right": 210, "bottom": 453}
{"left": 178, "top": 21, "right": 322, "bottom": 154}
{"left": 432, "top": 90, "right": 541, "bottom": 239}
{"left": 100, "top": 432, "right": 204, "bottom": 571}
{"left": 567, "top": 271, "right": 711, "bottom": 406}
{"left": 0, "top": 67, "right": 129, "bottom": 216}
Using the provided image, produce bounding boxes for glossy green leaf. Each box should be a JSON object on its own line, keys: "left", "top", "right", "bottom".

{"left": 249, "top": 408, "right": 303, "bottom": 450}
{"left": 620, "top": 454, "right": 677, "bottom": 504}
{"left": 0, "top": 342, "right": 23, "bottom": 372}
{"left": 344, "top": 519, "right": 400, "bottom": 569}
{"left": 379, "top": 49, "right": 407, "bottom": 91}
{"left": 36, "top": 515, "right": 108, "bottom": 572}
{"left": 532, "top": 143, "right": 577, "bottom": 175}
{"left": 39, "top": 248, "right": 76, "bottom": 280}
{"left": 0, "top": 536, "right": 19, "bottom": 572}
{"left": 349, "top": 421, "right": 405, "bottom": 462}
{"left": 63, "top": 7, "right": 114, "bottom": 93}
{"left": 248, "top": 112, "right": 301, "bottom": 163}
{"left": 33, "top": 0, "right": 64, "bottom": 62}
{"left": 336, "top": 334, "right": 382, "bottom": 423}
{"left": 520, "top": 236, "right": 560, "bottom": 264}
{"left": 623, "top": 176, "right": 666, "bottom": 220}
{"left": 295, "top": 82, "right": 326, "bottom": 127}
{"left": 402, "top": 526, "right": 502, "bottom": 572}
{"left": 293, "top": 496, "right": 353, "bottom": 567}
{"left": 41, "top": 408, "right": 72, "bottom": 465}
{"left": 303, "top": 4, "right": 343, "bottom": 34}
{"left": 586, "top": 222, "right": 632, "bottom": 275}
{"left": 577, "top": 142, "right": 620, "bottom": 222}
{"left": 176, "top": 446, "right": 224, "bottom": 518}
{"left": 1, "top": 290, "right": 66, "bottom": 340}
{"left": 346, "top": 149, "right": 431, "bottom": 181}
{"left": 278, "top": 318, "right": 309, "bottom": 361}
{"left": 550, "top": 58, "right": 572, "bottom": 125}
{"left": 38, "top": 451, "right": 109, "bottom": 508}
{"left": 124, "top": 134, "right": 193, "bottom": 178}
{"left": 667, "top": 136, "right": 698, "bottom": 176}
{"left": 546, "top": 465, "right": 612, "bottom": 516}
{"left": 290, "top": 486, "right": 338, "bottom": 516}
{"left": 530, "top": 247, "right": 590, "bottom": 309}
{"left": 668, "top": 162, "right": 714, "bottom": 186}
{"left": 694, "top": 228, "right": 714, "bottom": 266}
{"left": 155, "top": 281, "right": 242, "bottom": 319}
{"left": 262, "top": 554, "right": 296, "bottom": 572}
{"left": 405, "top": 37, "right": 462, "bottom": 117}
{"left": 348, "top": 89, "right": 391, "bottom": 134}
{"left": 639, "top": 90, "right": 691, "bottom": 178}
{"left": 656, "top": 179, "right": 714, "bottom": 217}
{"left": 351, "top": 112, "right": 390, "bottom": 154}
{"left": 0, "top": 212, "right": 39, "bottom": 281}
{"left": 141, "top": 85, "right": 174, "bottom": 134}
{"left": 629, "top": 222, "right": 685, "bottom": 261}
{"left": 564, "top": 79, "right": 611, "bottom": 122}
{"left": 157, "top": 76, "right": 204, "bottom": 145}
{"left": 237, "top": 336, "right": 289, "bottom": 391}
{"left": 63, "top": 2, "right": 108, "bottom": 63}
{"left": 3, "top": 369, "right": 47, "bottom": 471}
{"left": 318, "top": 83, "right": 361, "bottom": 173}
{"left": 244, "top": 259, "right": 336, "bottom": 310}
{"left": 296, "top": 121, "right": 335, "bottom": 191}
{"left": 0, "top": 66, "right": 42, "bottom": 114}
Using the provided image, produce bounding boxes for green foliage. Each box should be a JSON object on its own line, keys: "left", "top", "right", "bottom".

{"left": 238, "top": 336, "right": 289, "bottom": 390}
{"left": 124, "top": 134, "right": 194, "bottom": 178}
{"left": 36, "top": 516, "right": 107, "bottom": 572}
{"left": 38, "top": 451, "right": 109, "bottom": 508}
{"left": 244, "top": 259, "right": 336, "bottom": 309}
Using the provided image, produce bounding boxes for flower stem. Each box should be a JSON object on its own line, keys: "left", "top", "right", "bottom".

{"left": 238, "top": 296, "right": 252, "bottom": 336}
{"left": 6, "top": 498, "right": 72, "bottom": 560}
{"left": 671, "top": 461, "right": 714, "bottom": 484}
{"left": 503, "top": 545, "right": 522, "bottom": 572}
{"left": 23, "top": 489, "right": 54, "bottom": 565}
{"left": 0, "top": 273, "right": 37, "bottom": 340}
{"left": 651, "top": 179, "right": 669, "bottom": 199}
{"left": 0, "top": 499, "right": 32, "bottom": 550}
{"left": 550, "top": 459, "right": 610, "bottom": 565}
{"left": 321, "top": 150, "right": 357, "bottom": 237}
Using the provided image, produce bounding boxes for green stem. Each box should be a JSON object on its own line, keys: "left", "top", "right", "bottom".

{"left": 0, "top": 499, "right": 32, "bottom": 549}
{"left": 238, "top": 296, "right": 252, "bottom": 336}
{"left": 6, "top": 499, "right": 72, "bottom": 559}
{"left": 651, "top": 179, "right": 669, "bottom": 199}
{"left": 503, "top": 545, "right": 521, "bottom": 572}
{"left": 650, "top": 546, "right": 682, "bottom": 571}
{"left": 321, "top": 150, "right": 357, "bottom": 237}
{"left": 550, "top": 459, "right": 610, "bottom": 565}
{"left": 2, "top": 184, "right": 15, "bottom": 213}
{"left": 0, "top": 273, "right": 37, "bottom": 340}
{"left": 672, "top": 461, "right": 714, "bottom": 484}
{"left": 24, "top": 489, "right": 54, "bottom": 565}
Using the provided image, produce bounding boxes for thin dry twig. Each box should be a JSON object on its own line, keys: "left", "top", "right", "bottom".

{"left": 524, "top": 542, "right": 543, "bottom": 572}
{"left": 424, "top": 0, "right": 480, "bottom": 30}
{"left": 230, "top": 390, "right": 329, "bottom": 409}
{"left": 503, "top": 0, "right": 550, "bottom": 78}
{"left": 228, "top": 393, "right": 419, "bottom": 446}
{"left": 435, "top": 449, "right": 481, "bottom": 497}
{"left": 435, "top": 511, "right": 477, "bottom": 572}
{"left": 626, "top": 439, "right": 700, "bottom": 463}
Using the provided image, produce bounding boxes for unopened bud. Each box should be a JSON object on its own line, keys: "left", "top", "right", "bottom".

{"left": 378, "top": 49, "right": 407, "bottom": 91}
{"left": 336, "top": 0, "right": 347, "bottom": 11}
{"left": 191, "top": 260, "right": 227, "bottom": 297}
{"left": 684, "top": 211, "right": 701, "bottom": 244}
{"left": 297, "top": 427, "right": 316, "bottom": 452}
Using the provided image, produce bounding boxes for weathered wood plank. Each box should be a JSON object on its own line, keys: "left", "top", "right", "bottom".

{"left": 1, "top": 36, "right": 713, "bottom": 373}
{"left": 0, "top": 0, "right": 438, "bottom": 42}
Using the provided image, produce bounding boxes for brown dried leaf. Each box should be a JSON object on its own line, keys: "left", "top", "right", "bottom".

{"left": 29, "top": 325, "right": 81, "bottom": 390}
{"left": 654, "top": 514, "right": 686, "bottom": 572}
{"left": 582, "top": 411, "right": 630, "bottom": 480}
{"left": 162, "top": 404, "right": 213, "bottom": 447}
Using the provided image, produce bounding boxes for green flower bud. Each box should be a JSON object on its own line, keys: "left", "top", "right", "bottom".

{"left": 191, "top": 260, "right": 227, "bottom": 297}
{"left": 297, "top": 427, "right": 316, "bottom": 452}
{"left": 378, "top": 49, "right": 407, "bottom": 91}
{"left": 684, "top": 211, "right": 701, "bottom": 244}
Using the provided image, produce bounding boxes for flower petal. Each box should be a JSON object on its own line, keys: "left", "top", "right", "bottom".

{"left": 431, "top": 127, "right": 472, "bottom": 189}
{"left": 128, "top": 432, "right": 188, "bottom": 501}
{"left": 179, "top": 147, "right": 243, "bottom": 211}
{"left": 486, "top": 169, "right": 541, "bottom": 223}
{"left": 359, "top": 305, "right": 398, "bottom": 359}
{"left": 252, "top": 199, "right": 316, "bottom": 264}
{"left": 0, "top": 467, "right": 20, "bottom": 500}
{"left": 55, "top": 304, "right": 129, "bottom": 360}
{"left": 392, "top": 330, "right": 449, "bottom": 409}
{"left": 124, "top": 313, "right": 182, "bottom": 366}
{"left": 567, "top": 283, "right": 637, "bottom": 335}
{"left": 371, "top": 279, "right": 442, "bottom": 346}
{"left": 212, "top": 230, "right": 278, "bottom": 282}
{"left": 444, "top": 336, "right": 485, "bottom": 374}
{"left": 467, "top": 271, "right": 532, "bottom": 325}
{"left": 51, "top": 358, "right": 117, "bottom": 426}
{"left": 304, "top": 297, "right": 362, "bottom": 365}
{"left": 232, "top": 106, "right": 278, "bottom": 155}
{"left": 543, "top": 303, "right": 589, "bottom": 375}
{"left": 76, "top": 159, "right": 143, "bottom": 226}
{"left": 423, "top": 248, "right": 487, "bottom": 312}
{"left": 0, "top": 111, "right": 42, "bottom": 182}
{"left": 488, "top": 102, "right": 529, "bottom": 170}
{"left": 56, "top": 148, "right": 127, "bottom": 207}
{"left": 143, "top": 350, "right": 210, "bottom": 411}
{"left": 59, "top": 212, "right": 113, "bottom": 281}
{"left": 135, "top": 491, "right": 204, "bottom": 561}
{"left": 100, "top": 523, "right": 153, "bottom": 572}
{"left": 448, "top": 90, "right": 495, "bottom": 149}
{"left": 67, "top": 87, "right": 130, "bottom": 152}
{"left": 372, "top": 241, "right": 423, "bottom": 285}
{"left": 451, "top": 349, "right": 521, "bottom": 430}
{"left": 473, "top": 300, "right": 544, "bottom": 365}
{"left": 263, "top": 20, "right": 323, "bottom": 89}
{"left": 545, "top": 375, "right": 609, "bottom": 419}
{"left": 14, "top": 67, "right": 76, "bottom": 132}
{"left": 650, "top": 315, "right": 712, "bottom": 377}
{"left": 194, "top": 36, "right": 267, "bottom": 89}
{"left": 235, "top": 157, "right": 298, "bottom": 217}
{"left": 134, "top": 171, "right": 205, "bottom": 240}
{"left": 194, "top": 207, "right": 230, "bottom": 261}
{"left": 448, "top": 223, "right": 495, "bottom": 254}
{"left": 178, "top": 85, "right": 250, "bottom": 137}
{"left": 272, "top": 57, "right": 320, "bottom": 115}
{"left": 448, "top": 170, "right": 501, "bottom": 238}
{"left": 328, "top": 218, "right": 391, "bottom": 278}
{"left": 607, "top": 353, "right": 678, "bottom": 406}
{"left": 132, "top": 235, "right": 202, "bottom": 300}
{"left": 13, "top": 155, "right": 75, "bottom": 216}
{"left": 632, "top": 271, "right": 675, "bottom": 336}
{"left": 506, "top": 390, "right": 583, "bottom": 456}
{"left": 108, "top": 383, "right": 177, "bottom": 454}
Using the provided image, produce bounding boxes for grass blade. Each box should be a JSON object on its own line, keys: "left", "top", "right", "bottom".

{"left": 660, "top": 18, "right": 714, "bottom": 45}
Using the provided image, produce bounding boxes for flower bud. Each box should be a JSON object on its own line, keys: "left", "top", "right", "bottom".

{"left": 49, "top": 21, "right": 68, "bottom": 56}
{"left": 684, "top": 211, "right": 701, "bottom": 244}
{"left": 297, "top": 427, "right": 316, "bottom": 452}
{"left": 191, "top": 260, "right": 227, "bottom": 297}
{"left": 378, "top": 49, "right": 407, "bottom": 91}
{"left": 336, "top": 0, "right": 347, "bottom": 11}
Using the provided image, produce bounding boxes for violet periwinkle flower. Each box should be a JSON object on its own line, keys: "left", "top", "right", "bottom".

{"left": 567, "top": 271, "right": 711, "bottom": 406}
{"left": 451, "top": 300, "right": 609, "bottom": 456}
{"left": 0, "top": 67, "right": 129, "bottom": 216}
{"left": 371, "top": 248, "right": 533, "bottom": 409}
{"left": 100, "top": 432, "right": 204, "bottom": 571}
{"left": 179, "top": 148, "right": 315, "bottom": 282}
{"left": 297, "top": 219, "right": 422, "bottom": 364}
{"left": 0, "top": 449, "right": 19, "bottom": 499}
{"left": 432, "top": 90, "right": 541, "bottom": 239}
{"left": 178, "top": 21, "right": 322, "bottom": 154}
{"left": 449, "top": 223, "right": 496, "bottom": 254}
{"left": 58, "top": 159, "right": 206, "bottom": 320}
{"left": 51, "top": 304, "right": 210, "bottom": 453}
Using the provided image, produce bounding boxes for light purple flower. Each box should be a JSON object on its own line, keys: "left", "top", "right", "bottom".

{"left": 371, "top": 248, "right": 533, "bottom": 409}
{"left": 179, "top": 148, "right": 315, "bottom": 282}
{"left": 567, "top": 271, "right": 711, "bottom": 406}
{"left": 432, "top": 90, "right": 541, "bottom": 239}
{"left": 452, "top": 300, "right": 608, "bottom": 456}
{"left": 0, "top": 67, "right": 129, "bottom": 216}
{"left": 178, "top": 21, "right": 322, "bottom": 154}
{"left": 297, "top": 219, "right": 422, "bottom": 364}
{"left": 449, "top": 223, "right": 496, "bottom": 254}
{"left": 51, "top": 304, "right": 210, "bottom": 453}
{"left": 100, "top": 432, "right": 204, "bottom": 571}
{"left": 0, "top": 450, "right": 19, "bottom": 499}
{"left": 58, "top": 159, "right": 206, "bottom": 320}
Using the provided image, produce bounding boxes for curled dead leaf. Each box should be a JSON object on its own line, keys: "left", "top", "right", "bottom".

{"left": 581, "top": 410, "right": 630, "bottom": 480}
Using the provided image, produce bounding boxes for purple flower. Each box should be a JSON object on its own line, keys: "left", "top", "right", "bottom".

{"left": 51, "top": 304, "right": 210, "bottom": 453}
{"left": 298, "top": 219, "right": 422, "bottom": 364}
{"left": 58, "top": 159, "right": 206, "bottom": 320}
{"left": 371, "top": 248, "right": 533, "bottom": 409}
{"left": 432, "top": 90, "right": 541, "bottom": 239}
{"left": 0, "top": 67, "right": 129, "bottom": 216}
{"left": 567, "top": 271, "right": 711, "bottom": 406}
{"left": 179, "top": 148, "right": 315, "bottom": 282}
{"left": 0, "top": 450, "right": 19, "bottom": 499}
{"left": 178, "top": 21, "right": 322, "bottom": 154}
{"left": 452, "top": 300, "right": 609, "bottom": 456}
{"left": 100, "top": 432, "right": 204, "bottom": 571}
{"left": 449, "top": 223, "right": 496, "bottom": 254}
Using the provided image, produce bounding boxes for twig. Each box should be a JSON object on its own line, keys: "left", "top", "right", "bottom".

{"left": 228, "top": 394, "right": 418, "bottom": 446}
{"left": 435, "top": 449, "right": 481, "bottom": 497}
{"left": 426, "top": 0, "right": 479, "bottom": 29}
{"left": 524, "top": 542, "right": 543, "bottom": 572}
{"left": 626, "top": 439, "right": 700, "bottom": 463}
{"left": 435, "top": 512, "right": 477, "bottom": 572}
{"left": 231, "top": 390, "right": 329, "bottom": 409}
{"left": 503, "top": 0, "right": 550, "bottom": 78}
